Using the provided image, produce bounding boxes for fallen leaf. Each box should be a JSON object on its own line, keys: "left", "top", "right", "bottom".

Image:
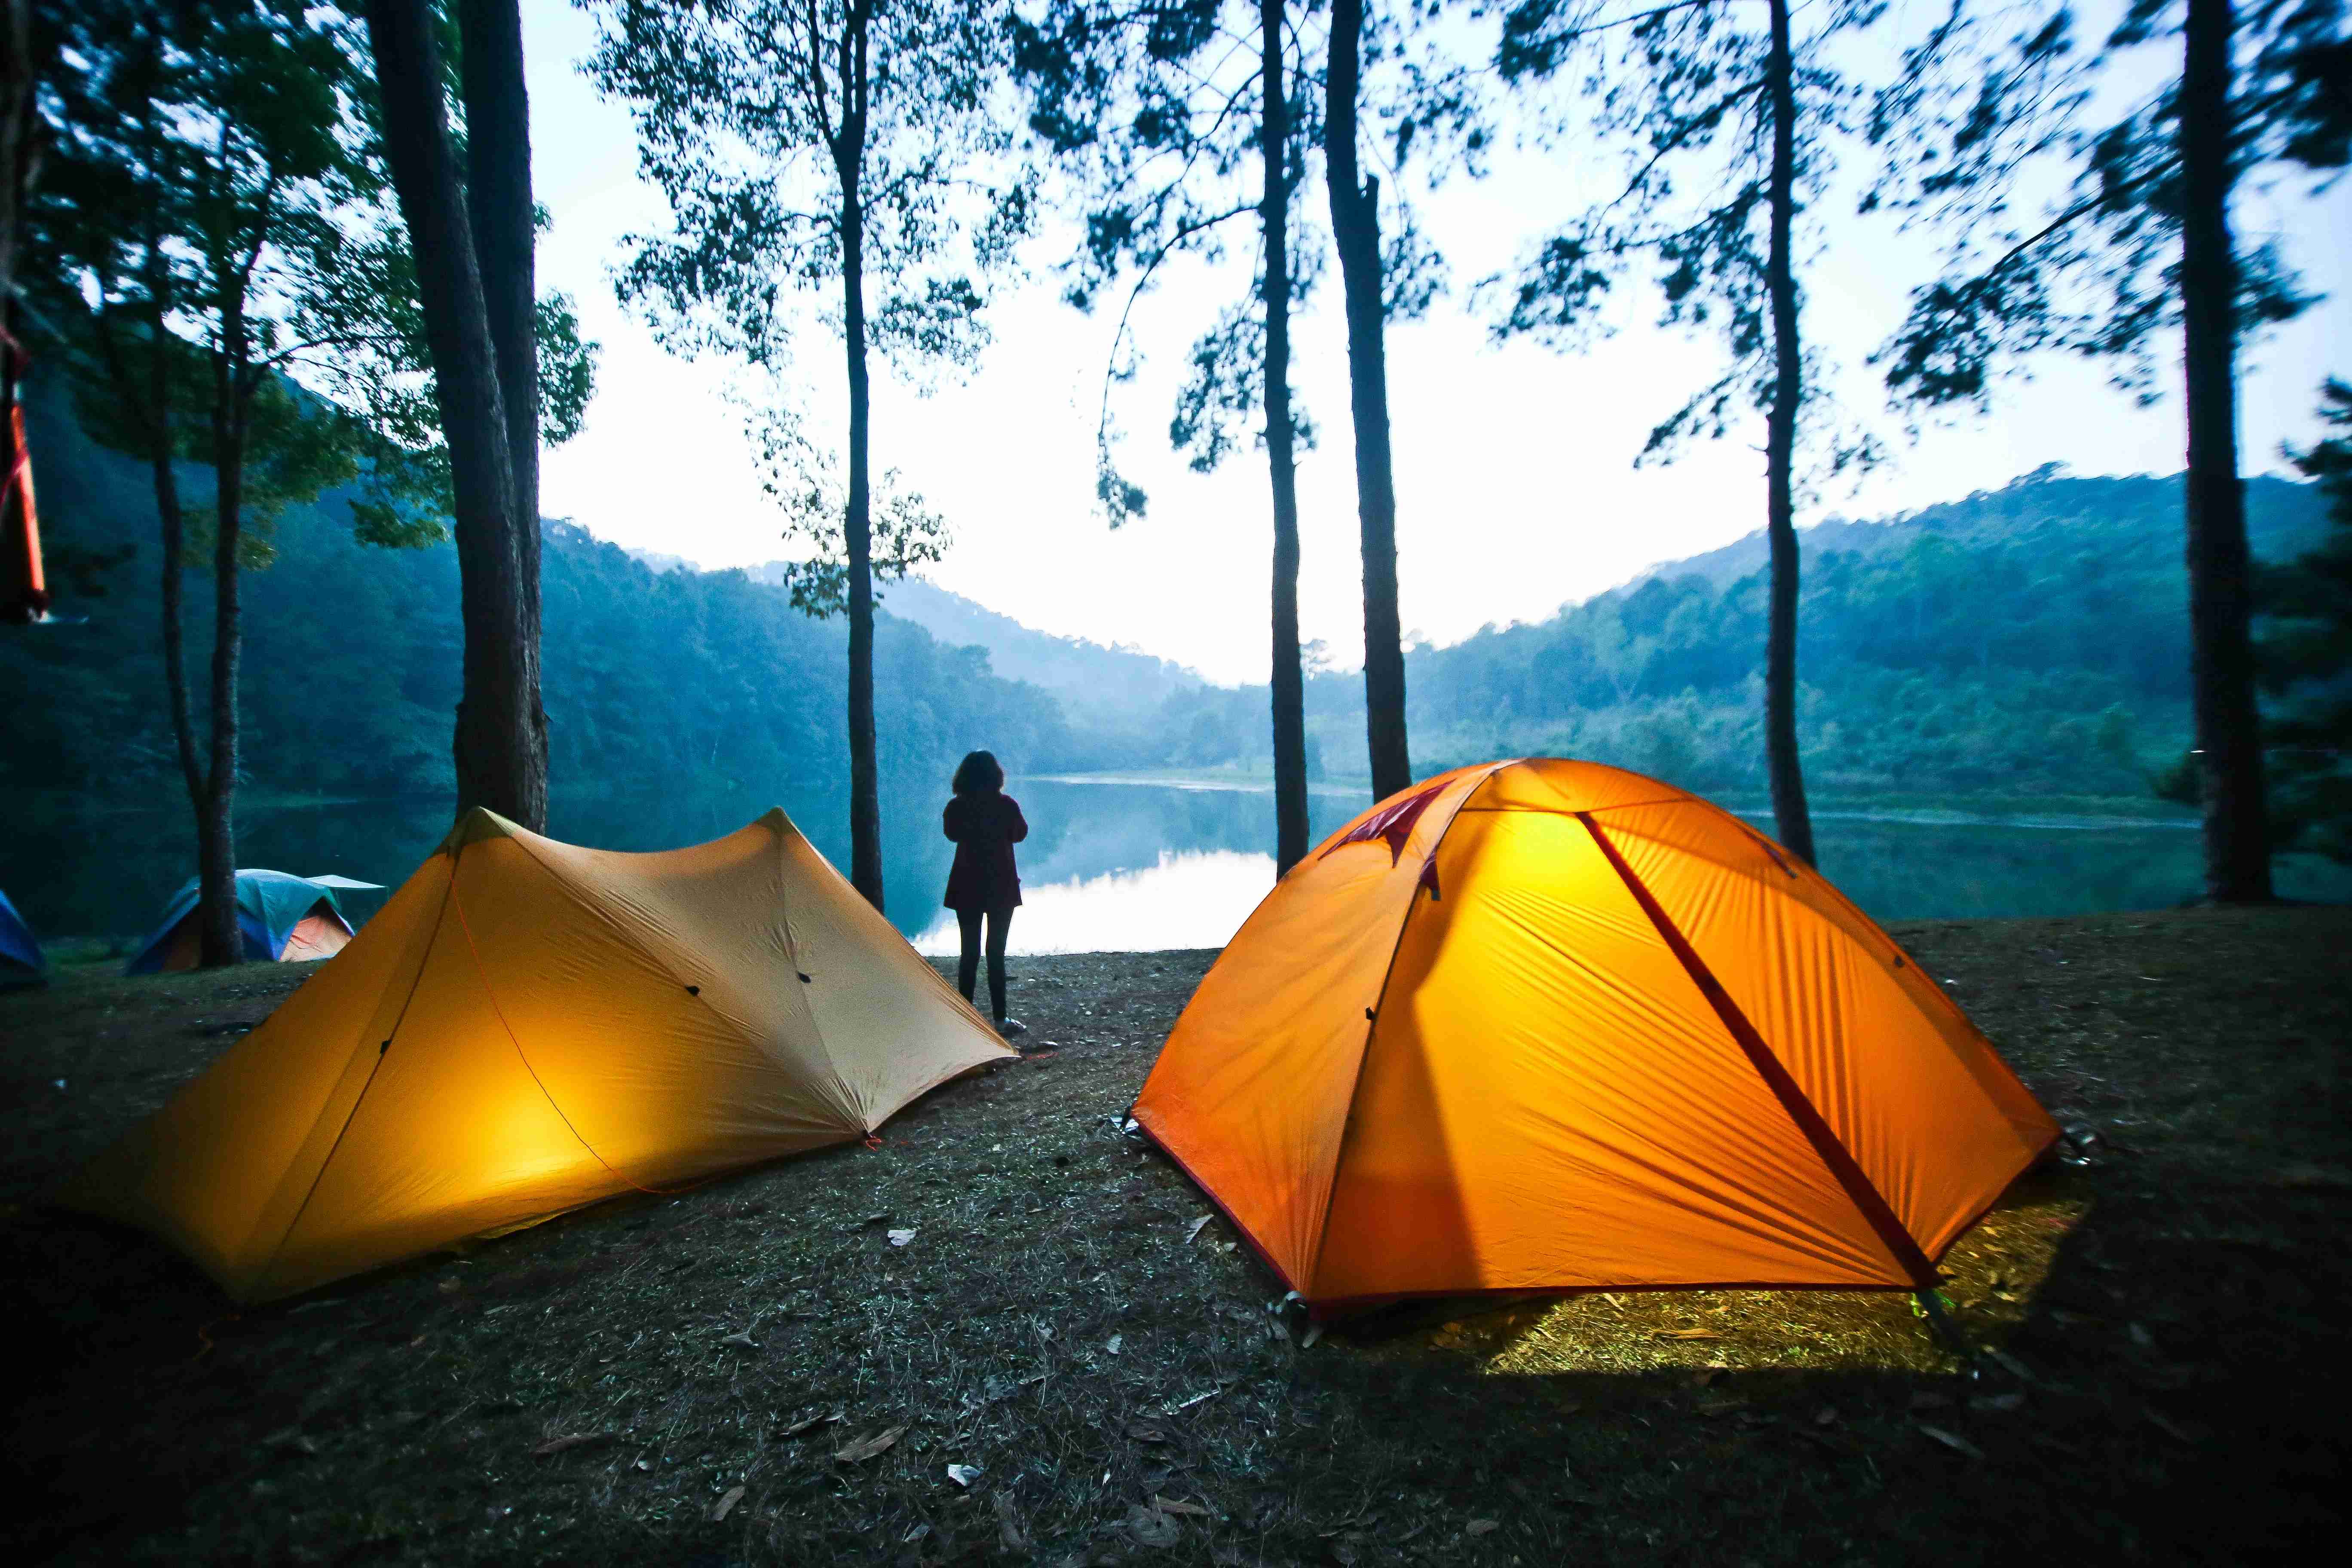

{"left": 719, "top": 1330, "right": 758, "bottom": 1348}
{"left": 1185, "top": 1215, "right": 1214, "bottom": 1244}
{"left": 779, "top": 1412, "right": 836, "bottom": 1437}
{"left": 710, "top": 1485, "right": 745, "bottom": 1522}
{"left": 887, "top": 1228, "right": 916, "bottom": 1247}
{"left": 1970, "top": 1391, "right": 2027, "bottom": 1414}
{"left": 1654, "top": 1328, "right": 1724, "bottom": 1341}
{"left": 1127, "top": 1420, "right": 1174, "bottom": 1444}
{"left": 1154, "top": 1495, "right": 1211, "bottom": 1516}
{"left": 632, "top": 1457, "right": 651, "bottom": 1471}
{"left": 531, "top": 1432, "right": 611, "bottom": 1458}
{"left": 1466, "top": 1518, "right": 1501, "bottom": 1536}
{"left": 1125, "top": 1503, "right": 1183, "bottom": 1547}
{"left": 994, "top": 1491, "right": 1031, "bottom": 1551}
{"left": 947, "top": 1462, "right": 983, "bottom": 1486}
{"left": 1985, "top": 1348, "right": 2037, "bottom": 1382}
{"left": 903, "top": 1523, "right": 931, "bottom": 1544}
{"left": 1106, "top": 1334, "right": 1124, "bottom": 1356}
{"left": 835, "top": 1424, "right": 909, "bottom": 1463}
{"left": 1917, "top": 1423, "right": 1985, "bottom": 1460}
{"left": 1813, "top": 1406, "right": 1839, "bottom": 1427}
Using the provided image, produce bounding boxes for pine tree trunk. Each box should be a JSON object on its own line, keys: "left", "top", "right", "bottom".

{"left": 457, "top": 0, "right": 548, "bottom": 810}
{"left": 2179, "top": 0, "right": 2272, "bottom": 901}
{"left": 842, "top": 190, "right": 885, "bottom": 912}
{"left": 142, "top": 277, "right": 204, "bottom": 814}
{"left": 364, "top": 0, "right": 542, "bottom": 832}
{"left": 1261, "top": 0, "right": 1310, "bottom": 874}
{"left": 0, "top": 0, "right": 35, "bottom": 315}
{"left": 195, "top": 367, "right": 245, "bottom": 968}
{"left": 1761, "top": 0, "right": 1816, "bottom": 867}
{"left": 1325, "top": 0, "right": 1411, "bottom": 802}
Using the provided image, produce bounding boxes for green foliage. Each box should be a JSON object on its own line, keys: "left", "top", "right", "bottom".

{"left": 1494, "top": 0, "right": 1902, "bottom": 477}
{"left": 1015, "top": 1, "right": 1472, "bottom": 520}
{"left": 1, "top": 393, "right": 1072, "bottom": 801}
{"left": 585, "top": 0, "right": 1027, "bottom": 628}
{"left": 1397, "top": 469, "right": 2329, "bottom": 798}
{"left": 737, "top": 390, "right": 949, "bottom": 619}
{"left": 1881, "top": 0, "right": 2349, "bottom": 407}
{"left": 2257, "top": 378, "right": 2352, "bottom": 859}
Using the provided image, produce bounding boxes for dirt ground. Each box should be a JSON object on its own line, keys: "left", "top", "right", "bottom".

{"left": 3, "top": 906, "right": 2348, "bottom": 1566}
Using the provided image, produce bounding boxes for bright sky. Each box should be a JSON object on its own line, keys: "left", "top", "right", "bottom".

{"left": 526, "top": 2, "right": 2352, "bottom": 686}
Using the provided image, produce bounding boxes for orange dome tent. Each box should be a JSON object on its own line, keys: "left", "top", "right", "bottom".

{"left": 1133, "top": 760, "right": 2057, "bottom": 1312}
{"left": 64, "top": 808, "right": 1014, "bottom": 1301}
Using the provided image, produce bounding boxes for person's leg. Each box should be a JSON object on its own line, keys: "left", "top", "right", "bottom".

{"left": 986, "top": 905, "right": 1013, "bottom": 1024}
{"left": 956, "top": 907, "right": 982, "bottom": 1004}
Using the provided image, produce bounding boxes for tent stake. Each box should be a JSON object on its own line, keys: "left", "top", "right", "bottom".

{"left": 1914, "top": 1288, "right": 1977, "bottom": 1363}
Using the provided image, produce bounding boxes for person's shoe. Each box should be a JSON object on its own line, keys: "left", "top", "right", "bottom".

{"left": 996, "top": 1016, "right": 1028, "bottom": 1039}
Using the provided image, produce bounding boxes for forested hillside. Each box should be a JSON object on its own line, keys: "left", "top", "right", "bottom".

{"left": 7, "top": 380, "right": 2326, "bottom": 815}
{"left": 2, "top": 392, "right": 1081, "bottom": 803}
{"left": 1382, "top": 472, "right": 2328, "bottom": 801}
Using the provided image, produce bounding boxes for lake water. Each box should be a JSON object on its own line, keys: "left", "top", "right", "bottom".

{"left": 3, "top": 776, "right": 2345, "bottom": 957}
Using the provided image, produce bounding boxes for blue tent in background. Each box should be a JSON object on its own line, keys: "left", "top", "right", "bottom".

{"left": 124, "top": 870, "right": 360, "bottom": 975}
{"left": 0, "top": 888, "right": 44, "bottom": 989}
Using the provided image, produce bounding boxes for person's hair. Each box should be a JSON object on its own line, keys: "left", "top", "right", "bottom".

{"left": 952, "top": 750, "right": 1005, "bottom": 797}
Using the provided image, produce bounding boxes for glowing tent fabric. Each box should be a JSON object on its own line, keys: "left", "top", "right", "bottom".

{"left": 65, "top": 808, "right": 1014, "bottom": 1301}
{"left": 124, "top": 870, "right": 357, "bottom": 975}
{"left": 1132, "top": 760, "right": 2057, "bottom": 1309}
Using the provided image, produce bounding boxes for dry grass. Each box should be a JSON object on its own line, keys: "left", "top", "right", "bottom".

{"left": 2, "top": 909, "right": 2347, "bottom": 1565}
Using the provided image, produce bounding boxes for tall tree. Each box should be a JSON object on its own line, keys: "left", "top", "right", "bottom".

{"left": 1879, "top": 0, "right": 2350, "bottom": 900}
{"left": 1016, "top": 0, "right": 1324, "bottom": 870}
{"left": 365, "top": 0, "right": 547, "bottom": 831}
{"left": 1495, "top": 0, "right": 1913, "bottom": 865}
{"left": 1257, "top": 0, "right": 1311, "bottom": 870}
{"left": 1326, "top": 0, "right": 1411, "bottom": 799}
{"left": 590, "top": 0, "right": 1032, "bottom": 912}
{"left": 37, "top": 0, "right": 417, "bottom": 963}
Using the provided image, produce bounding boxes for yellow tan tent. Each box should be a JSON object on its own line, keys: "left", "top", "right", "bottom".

{"left": 62, "top": 808, "right": 1014, "bottom": 1301}
{"left": 1133, "top": 759, "right": 2057, "bottom": 1311}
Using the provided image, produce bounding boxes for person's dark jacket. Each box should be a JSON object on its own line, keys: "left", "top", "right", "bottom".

{"left": 943, "top": 792, "right": 1027, "bottom": 912}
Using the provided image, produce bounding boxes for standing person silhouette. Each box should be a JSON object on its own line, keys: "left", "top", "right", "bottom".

{"left": 943, "top": 750, "right": 1028, "bottom": 1038}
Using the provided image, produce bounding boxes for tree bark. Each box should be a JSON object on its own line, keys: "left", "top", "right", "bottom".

{"left": 0, "top": 0, "right": 37, "bottom": 316}
{"left": 1325, "top": 0, "right": 1411, "bottom": 802}
{"left": 195, "top": 340, "right": 246, "bottom": 968}
{"left": 1261, "top": 0, "right": 1310, "bottom": 874}
{"left": 2179, "top": 0, "right": 2272, "bottom": 900}
{"left": 364, "top": 0, "right": 544, "bottom": 831}
{"left": 838, "top": 19, "right": 884, "bottom": 911}
{"left": 1761, "top": 0, "right": 1816, "bottom": 867}
{"left": 456, "top": 0, "right": 548, "bottom": 807}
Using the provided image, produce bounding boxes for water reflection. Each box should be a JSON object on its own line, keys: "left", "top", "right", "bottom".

{"left": 911, "top": 848, "right": 1274, "bottom": 957}
{"left": 3, "top": 775, "right": 2343, "bottom": 954}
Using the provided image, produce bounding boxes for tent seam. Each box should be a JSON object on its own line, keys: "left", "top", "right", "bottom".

{"left": 1302, "top": 760, "right": 1519, "bottom": 1296}
{"left": 763, "top": 813, "right": 876, "bottom": 1133}
{"left": 250, "top": 859, "right": 459, "bottom": 1295}
{"left": 1575, "top": 811, "right": 1940, "bottom": 1289}
{"left": 493, "top": 819, "right": 794, "bottom": 1054}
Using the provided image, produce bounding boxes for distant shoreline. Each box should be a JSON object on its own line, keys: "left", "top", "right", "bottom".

{"left": 1024, "top": 771, "right": 2202, "bottom": 830}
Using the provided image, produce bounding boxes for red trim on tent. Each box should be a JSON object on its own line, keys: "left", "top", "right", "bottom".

{"left": 1, "top": 328, "right": 49, "bottom": 626}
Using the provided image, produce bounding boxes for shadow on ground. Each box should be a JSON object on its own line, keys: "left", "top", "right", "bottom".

{"left": 1, "top": 910, "right": 2346, "bottom": 1565}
